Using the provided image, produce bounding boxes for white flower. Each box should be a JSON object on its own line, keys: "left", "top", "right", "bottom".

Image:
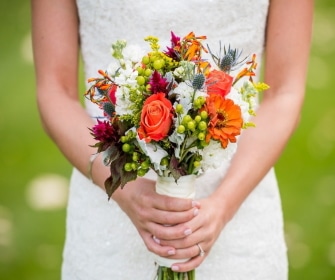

{"left": 173, "top": 66, "right": 186, "bottom": 79}
{"left": 173, "top": 61, "right": 195, "bottom": 79}
{"left": 115, "top": 86, "right": 132, "bottom": 116}
{"left": 107, "top": 44, "right": 143, "bottom": 77}
{"left": 226, "top": 87, "right": 252, "bottom": 123}
{"left": 174, "top": 82, "right": 194, "bottom": 97}
{"left": 174, "top": 82, "right": 194, "bottom": 109}
{"left": 106, "top": 61, "right": 120, "bottom": 77}
{"left": 122, "top": 45, "right": 145, "bottom": 63}
{"left": 114, "top": 66, "right": 138, "bottom": 86}
{"left": 173, "top": 82, "right": 206, "bottom": 111}
{"left": 194, "top": 89, "right": 207, "bottom": 100}
{"left": 135, "top": 132, "right": 168, "bottom": 175}
{"left": 168, "top": 129, "right": 185, "bottom": 159}
{"left": 200, "top": 140, "right": 237, "bottom": 171}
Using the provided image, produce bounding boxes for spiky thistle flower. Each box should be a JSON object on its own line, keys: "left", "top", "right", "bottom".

{"left": 192, "top": 73, "right": 205, "bottom": 90}
{"left": 103, "top": 102, "right": 115, "bottom": 117}
{"left": 207, "top": 43, "right": 247, "bottom": 73}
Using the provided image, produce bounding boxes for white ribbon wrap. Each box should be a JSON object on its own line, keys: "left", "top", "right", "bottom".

{"left": 153, "top": 175, "right": 196, "bottom": 267}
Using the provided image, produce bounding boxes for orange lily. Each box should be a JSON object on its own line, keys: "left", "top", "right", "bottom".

{"left": 233, "top": 54, "right": 257, "bottom": 85}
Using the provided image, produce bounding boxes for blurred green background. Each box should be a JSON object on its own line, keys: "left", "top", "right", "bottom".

{"left": 0, "top": 1, "right": 334, "bottom": 279}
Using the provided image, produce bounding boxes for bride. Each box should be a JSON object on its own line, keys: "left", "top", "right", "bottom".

{"left": 31, "top": 0, "right": 313, "bottom": 279}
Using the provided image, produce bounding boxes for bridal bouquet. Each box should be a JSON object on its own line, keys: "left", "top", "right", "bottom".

{"left": 86, "top": 31, "right": 268, "bottom": 279}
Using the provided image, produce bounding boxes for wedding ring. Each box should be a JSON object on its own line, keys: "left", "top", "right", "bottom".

{"left": 196, "top": 243, "right": 205, "bottom": 257}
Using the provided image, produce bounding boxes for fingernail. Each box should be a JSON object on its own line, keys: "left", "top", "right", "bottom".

{"left": 153, "top": 236, "right": 160, "bottom": 244}
{"left": 192, "top": 200, "right": 200, "bottom": 208}
{"left": 168, "top": 249, "right": 175, "bottom": 255}
{"left": 171, "top": 265, "right": 179, "bottom": 271}
{"left": 184, "top": 228, "right": 192, "bottom": 236}
{"left": 193, "top": 208, "right": 199, "bottom": 216}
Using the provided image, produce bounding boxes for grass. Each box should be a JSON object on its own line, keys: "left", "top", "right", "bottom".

{"left": 0, "top": 1, "right": 334, "bottom": 279}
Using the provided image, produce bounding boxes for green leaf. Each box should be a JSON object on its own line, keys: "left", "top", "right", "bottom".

{"left": 169, "top": 155, "right": 187, "bottom": 181}
{"left": 105, "top": 153, "right": 137, "bottom": 199}
{"left": 105, "top": 175, "right": 120, "bottom": 199}
{"left": 102, "top": 143, "right": 120, "bottom": 166}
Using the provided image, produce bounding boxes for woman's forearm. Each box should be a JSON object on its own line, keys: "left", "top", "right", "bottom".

{"left": 36, "top": 83, "right": 111, "bottom": 188}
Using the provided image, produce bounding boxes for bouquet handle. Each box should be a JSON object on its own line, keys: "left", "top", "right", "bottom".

{"left": 153, "top": 175, "right": 196, "bottom": 267}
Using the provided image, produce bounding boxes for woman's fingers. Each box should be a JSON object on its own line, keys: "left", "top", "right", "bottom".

{"left": 152, "top": 193, "right": 200, "bottom": 212}
{"left": 140, "top": 231, "right": 205, "bottom": 265}
{"left": 149, "top": 196, "right": 226, "bottom": 271}
{"left": 140, "top": 231, "right": 177, "bottom": 257}
{"left": 147, "top": 221, "right": 194, "bottom": 241}
{"left": 171, "top": 254, "right": 205, "bottom": 273}
{"left": 119, "top": 179, "right": 200, "bottom": 229}
{"left": 115, "top": 178, "right": 219, "bottom": 269}
{"left": 167, "top": 244, "right": 208, "bottom": 273}
{"left": 147, "top": 206, "right": 199, "bottom": 226}
{"left": 150, "top": 202, "right": 204, "bottom": 247}
{"left": 170, "top": 243, "right": 206, "bottom": 260}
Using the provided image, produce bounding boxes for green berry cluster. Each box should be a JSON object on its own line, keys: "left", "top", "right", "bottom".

{"left": 141, "top": 52, "right": 178, "bottom": 77}
{"left": 135, "top": 52, "right": 175, "bottom": 95}
{"left": 191, "top": 154, "right": 203, "bottom": 170}
{"left": 160, "top": 157, "right": 169, "bottom": 167}
{"left": 176, "top": 101, "right": 209, "bottom": 147}
{"left": 136, "top": 64, "right": 152, "bottom": 93}
{"left": 121, "top": 131, "right": 151, "bottom": 177}
{"left": 193, "top": 96, "right": 206, "bottom": 109}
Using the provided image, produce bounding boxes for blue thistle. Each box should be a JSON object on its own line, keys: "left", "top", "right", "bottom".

{"left": 103, "top": 102, "right": 115, "bottom": 117}
{"left": 192, "top": 73, "right": 205, "bottom": 90}
{"left": 219, "top": 53, "right": 234, "bottom": 72}
{"left": 207, "top": 42, "right": 247, "bottom": 73}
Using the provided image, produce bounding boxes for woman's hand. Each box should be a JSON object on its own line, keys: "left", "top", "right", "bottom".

{"left": 149, "top": 193, "right": 230, "bottom": 272}
{"left": 112, "top": 177, "right": 201, "bottom": 258}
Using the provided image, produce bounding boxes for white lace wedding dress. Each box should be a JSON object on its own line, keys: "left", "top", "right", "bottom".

{"left": 62, "top": 0, "right": 288, "bottom": 279}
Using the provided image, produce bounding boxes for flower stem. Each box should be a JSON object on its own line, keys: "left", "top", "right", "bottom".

{"left": 156, "top": 266, "right": 195, "bottom": 280}
{"left": 191, "top": 89, "right": 196, "bottom": 104}
{"left": 157, "top": 266, "right": 163, "bottom": 280}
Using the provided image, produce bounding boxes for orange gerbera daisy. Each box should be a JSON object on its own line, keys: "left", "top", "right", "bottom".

{"left": 203, "top": 94, "right": 243, "bottom": 148}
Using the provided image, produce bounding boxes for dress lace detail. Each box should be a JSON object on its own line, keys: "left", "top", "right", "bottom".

{"left": 62, "top": 1, "right": 288, "bottom": 279}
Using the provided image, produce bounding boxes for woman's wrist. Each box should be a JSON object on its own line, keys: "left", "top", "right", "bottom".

{"left": 211, "top": 178, "right": 246, "bottom": 225}
{"left": 209, "top": 192, "right": 234, "bottom": 227}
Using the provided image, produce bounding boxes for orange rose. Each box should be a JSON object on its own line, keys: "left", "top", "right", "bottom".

{"left": 138, "top": 92, "right": 173, "bottom": 142}
{"left": 206, "top": 69, "right": 233, "bottom": 97}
